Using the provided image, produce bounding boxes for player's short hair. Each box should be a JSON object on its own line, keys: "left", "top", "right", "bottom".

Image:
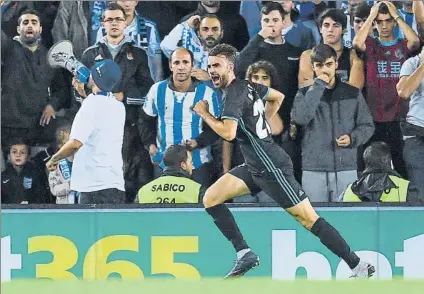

{"left": 209, "top": 44, "right": 237, "bottom": 64}
{"left": 352, "top": 3, "right": 371, "bottom": 24}
{"left": 18, "top": 10, "right": 41, "bottom": 25}
{"left": 102, "top": 2, "right": 127, "bottom": 20}
{"left": 261, "top": 2, "right": 286, "bottom": 19}
{"left": 378, "top": 3, "right": 390, "bottom": 15}
{"left": 311, "top": 44, "right": 337, "bottom": 63}
{"left": 163, "top": 144, "right": 189, "bottom": 167}
{"left": 246, "top": 60, "right": 280, "bottom": 89}
{"left": 318, "top": 8, "right": 347, "bottom": 30}
{"left": 7, "top": 137, "right": 29, "bottom": 155}
{"left": 363, "top": 141, "right": 392, "bottom": 169}
{"left": 169, "top": 48, "right": 194, "bottom": 65}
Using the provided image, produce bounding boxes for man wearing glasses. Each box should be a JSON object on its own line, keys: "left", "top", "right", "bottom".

{"left": 75, "top": 2, "right": 154, "bottom": 203}
{"left": 353, "top": 1, "right": 420, "bottom": 177}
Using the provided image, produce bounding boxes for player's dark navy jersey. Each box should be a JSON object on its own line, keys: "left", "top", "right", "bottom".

{"left": 221, "top": 79, "right": 291, "bottom": 173}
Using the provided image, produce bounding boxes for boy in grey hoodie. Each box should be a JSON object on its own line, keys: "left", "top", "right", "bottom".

{"left": 292, "top": 44, "right": 374, "bottom": 202}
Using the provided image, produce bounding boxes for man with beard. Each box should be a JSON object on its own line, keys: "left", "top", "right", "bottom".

{"left": 161, "top": 14, "right": 223, "bottom": 80}
{"left": 299, "top": 8, "right": 365, "bottom": 89}
{"left": 191, "top": 43, "right": 375, "bottom": 279}
{"left": 75, "top": 2, "right": 154, "bottom": 203}
{"left": 1, "top": 10, "right": 67, "bottom": 153}
{"left": 139, "top": 48, "right": 220, "bottom": 192}
{"left": 180, "top": 1, "right": 249, "bottom": 51}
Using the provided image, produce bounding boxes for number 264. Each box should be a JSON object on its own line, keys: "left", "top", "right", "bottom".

{"left": 28, "top": 235, "right": 200, "bottom": 280}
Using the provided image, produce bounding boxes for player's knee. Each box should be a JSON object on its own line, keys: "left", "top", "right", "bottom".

{"left": 293, "top": 213, "right": 318, "bottom": 230}
{"left": 203, "top": 189, "right": 217, "bottom": 208}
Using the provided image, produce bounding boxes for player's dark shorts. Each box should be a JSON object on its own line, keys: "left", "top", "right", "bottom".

{"left": 229, "top": 163, "right": 307, "bottom": 208}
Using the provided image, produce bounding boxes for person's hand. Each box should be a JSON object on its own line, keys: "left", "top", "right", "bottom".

{"left": 114, "top": 92, "right": 124, "bottom": 101}
{"left": 46, "top": 157, "right": 59, "bottom": 171}
{"left": 369, "top": 1, "right": 383, "bottom": 20}
{"left": 192, "top": 100, "right": 209, "bottom": 117}
{"left": 336, "top": 135, "right": 351, "bottom": 147}
{"left": 148, "top": 144, "right": 160, "bottom": 165}
{"left": 72, "top": 77, "right": 87, "bottom": 97}
{"left": 258, "top": 27, "right": 275, "bottom": 39}
{"left": 316, "top": 74, "right": 331, "bottom": 84}
{"left": 40, "top": 104, "right": 56, "bottom": 126}
{"left": 185, "top": 139, "right": 198, "bottom": 151}
{"left": 384, "top": 1, "right": 400, "bottom": 19}
{"left": 185, "top": 15, "right": 201, "bottom": 29}
{"left": 191, "top": 69, "right": 210, "bottom": 81}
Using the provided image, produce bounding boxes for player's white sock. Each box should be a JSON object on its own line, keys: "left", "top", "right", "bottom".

{"left": 237, "top": 248, "right": 251, "bottom": 259}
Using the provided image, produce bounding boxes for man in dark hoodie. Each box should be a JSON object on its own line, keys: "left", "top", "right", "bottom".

{"left": 342, "top": 141, "right": 420, "bottom": 202}
{"left": 1, "top": 9, "right": 67, "bottom": 151}
{"left": 292, "top": 44, "right": 374, "bottom": 202}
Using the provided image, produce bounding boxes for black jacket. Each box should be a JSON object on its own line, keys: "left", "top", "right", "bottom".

{"left": 1, "top": 162, "right": 49, "bottom": 204}
{"left": 349, "top": 168, "right": 421, "bottom": 202}
{"left": 81, "top": 37, "right": 154, "bottom": 123}
{"left": 180, "top": 3, "right": 250, "bottom": 51}
{"left": 1, "top": 32, "right": 68, "bottom": 128}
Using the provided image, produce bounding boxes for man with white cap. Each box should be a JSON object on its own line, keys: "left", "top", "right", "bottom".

{"left": 46, "top": 59, "right": 126, "bottom": 204}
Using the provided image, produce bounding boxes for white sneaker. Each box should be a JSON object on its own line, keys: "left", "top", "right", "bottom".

{"left": 350, "top": 261, "right": 375, "bottom": 279}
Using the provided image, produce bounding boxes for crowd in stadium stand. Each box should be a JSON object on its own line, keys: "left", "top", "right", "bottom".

{"left": 1, "top": 0, "right": 424, "bottom": 204}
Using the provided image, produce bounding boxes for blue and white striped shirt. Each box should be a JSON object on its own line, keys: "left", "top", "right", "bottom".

{"left": 143, "top": 80, "right": 220, "bottom": 169}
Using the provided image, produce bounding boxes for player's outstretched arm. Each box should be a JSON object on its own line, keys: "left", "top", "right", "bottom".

{"left": 192, "top": 100, "right": 238, "bottom": 141}
{"left": 264, "top": 88, "right": 284, "bottom": 120}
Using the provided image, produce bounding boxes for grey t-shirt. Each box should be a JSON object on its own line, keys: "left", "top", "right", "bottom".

{"left": 400, "top": 55, "right": 424, "bottom": 128}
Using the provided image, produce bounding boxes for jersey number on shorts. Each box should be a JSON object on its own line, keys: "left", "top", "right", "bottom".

{"left": 253, "top": 99, "right": 271, "bottom": 139}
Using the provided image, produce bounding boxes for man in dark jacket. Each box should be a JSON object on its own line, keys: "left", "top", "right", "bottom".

{"left": 1, "top": 9, "right": 68, "bottom": 151}
{"left": 292, "top": 44, "right": 375, "bottom": 202}
{"left": 342, "top": 142, "right": 421, "bottom": 202}
{"left": 180, "top": 1, "right": 249, "bottom": 51}
{"left": 75, "top": 3, "right": 154, "bottom": 203}
{"left": 1, "top": 139, "right": 48, "bottom": 204}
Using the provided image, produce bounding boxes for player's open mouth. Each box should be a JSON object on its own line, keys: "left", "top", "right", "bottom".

{"left": 211, "top": 75, "right": 220, "bottom": 84}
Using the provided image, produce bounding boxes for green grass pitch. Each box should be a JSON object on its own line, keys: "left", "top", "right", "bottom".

{"left": 2, "top": 279, "right": 424, "bottom": 294}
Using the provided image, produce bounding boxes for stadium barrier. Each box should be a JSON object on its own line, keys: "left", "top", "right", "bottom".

{"left": 2, "top": 203, "right": 424, "bottom": 281}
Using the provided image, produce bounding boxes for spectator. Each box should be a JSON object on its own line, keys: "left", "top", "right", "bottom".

{"left": 76, "top": 2, "right": 154, "bottom": 203}
{"left": 341, "top": 0, "right": 371, "bottom": 48}
{"left": 342, "top": 142, "right": 421, "bottom": 202}
{"left": 1, "top": 9, "right": 67, "bottom": 152}
{"left": 414, "top": 0, "right": 424, "bottom": 41}
{"left": 1, "top": 1, "right": 34, "bottom": 40}
{"left": 293, "top": 0, "right": 327, "bottom": 45}
{"left": 180, "top": 1, "right": 249, "bottom": 51}
{"left": 345, "top": 2, "right": 373, "bottom": 48}
{"left": 353, "top": 1, "right": 420, "bottom": 177}
{"left": 292, "top": 44, "right": 374, "bottom": 202}
{"left": 299, "top": 8, "right": 365, "bottom": 89}
{"left": 138, "top": 144, "right": 202, "bottom": 203}
{"left": 95, "top": 1, "right": 164, "bottom": 82}
{"left": 47, "top": 122, "right": 79, "bottom": 204}
{"left": 46, "top": 60, "right": 126, "bottom": 205}
{"left": 161, "top": 14, "right": 224, "bottom": 72}
{"left": 277, "top": 1, "right": 317, "bottom": 52}
{"left": 140, "top": 48, "right": 220, "bottom": 191}
{"left": 237, "top": 3, "right": 301, "bottom": 131}
{"left": 397, "top": 46, "right": 424, "bottom": 199}
{"left": 1, "top": 138, "right": 48, "bottom": 204}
